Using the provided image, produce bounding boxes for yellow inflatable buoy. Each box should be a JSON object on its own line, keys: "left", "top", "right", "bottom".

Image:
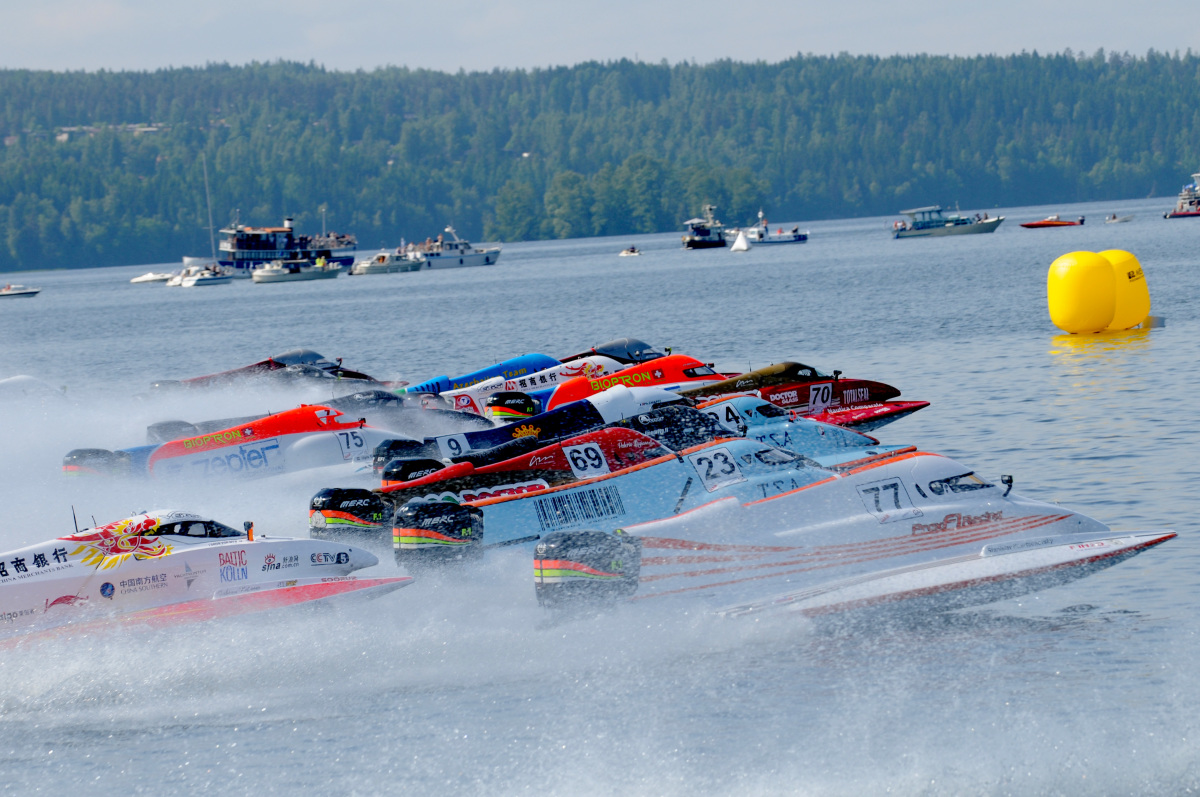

{"left": 1097, "top": 249, "right": 1151, "bottom": 330}
{"left": 1047, "top": 251, "right": 1116, "bottom": 333}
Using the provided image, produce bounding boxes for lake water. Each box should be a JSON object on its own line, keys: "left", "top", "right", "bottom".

{"left": 0, "top": 196, "right": 1197, "bottom": 794}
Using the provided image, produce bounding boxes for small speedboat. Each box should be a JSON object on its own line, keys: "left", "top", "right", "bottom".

{"left": 0, "top": 510, "right": 410, "bottom": 643}
{"left": 181, "top": 267, "right": 234, "bottom": 287}
{"left": 1105, "top": 214, "right": 1133, "bottom": 224}
{"left": 1021, "top": 215, "right": 1085, "bottom": 228}
{"left": 0, "top": 284, "right": 40, "bottom": 298}
{"left": 130, "top": 272, "right": 174, "bottom": 284}
{"left": 618, "top": 246, "right": 641, "bottom": 257}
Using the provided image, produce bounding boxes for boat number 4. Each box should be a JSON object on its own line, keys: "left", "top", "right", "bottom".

{"left": 856, "top": 478, "right": 922, "bottom": 523}
{"left": 687, "top": 446, "right": 746, "bottom": 492}
{"left": 563, "top": 443, "right": 610, "bottom": 479}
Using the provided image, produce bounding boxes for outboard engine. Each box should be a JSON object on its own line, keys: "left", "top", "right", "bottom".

{"left": 381, "top": 458, "right": 447, "bottom": 485}
{"left": 534, "top": 530, "right": 642, "bottom": 608}
{"left": 309, "top": 488, "right": 392, "bottom": 542}
{"left": 372, "top": 438, "right": 439, "bottom": 472}
{"left": 62, "top": 448, "right": 133, "bottom": 476}
{"left": 485, "top": 391, "right": 540, "bottom": 422}
{"left": 393, "top": 500, "right": 485, "bottom": 568}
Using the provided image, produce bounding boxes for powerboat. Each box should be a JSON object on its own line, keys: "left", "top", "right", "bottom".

{"left": 1021, "top": 215, "right": 1084, "bottom": 228}
{"left": 532, "top": 463, "right": 1174, "bottom": 618}
{"left": 682, "top": 205, "right": 727, "bottom": 249}
{"left": 439, "top": 338, "right": 669, "bottom": 415}
{"left": 251, "top": 259, "right": 341, "bottom": 283}
{"left": 181, "top": 266, "right": 234, "bottom": 287}
{"left": 0, "top": 510, "right": 410, "bottom": 643}
{"left": 618, "top": 246, "right": 641, "bottom": 256}
{"left": 679, "top": 361, "right": 928, "bottom": 432}
{"left": 63, "top": 391, "right": 494, "bottom": 481}
{"left": 1164, "top": 172, "right": 1200, "bottom": 218}
{"left": 1105, "top": 214, "right": 1133, "bottom": 224}
{"left": 893, "top": 207, "right": 1003, "bottom": 238}
{"left": 404, "top": 226, "right": 501, "bottom": 269}
{"left": 0, "top": 284, "right": 40, "bottom": 298}
{"left": 149, "top": 349, "right": 396, "bottom": 391}
{"left": 350, "top": 250, "right": 421, "bottom": 275}
{"left": 544, "top": 355, "right": 725, "bottom": 410}
{"left": 726, "top": 211, "right": 808, "bottom": 244}
{"left": 130, "top": 272, "right": 174, "bottom": 284}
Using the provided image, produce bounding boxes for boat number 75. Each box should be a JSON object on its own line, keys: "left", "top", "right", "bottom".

{"left": 856, "top": 477, "right": 922, "bottom": 523}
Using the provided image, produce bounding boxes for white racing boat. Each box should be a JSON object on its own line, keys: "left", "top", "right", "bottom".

{"left": 0, "top": 510, "right": 410, "bottom": 643}
{"left": 531, "top": 448, "right": 1175, "bottom": 617}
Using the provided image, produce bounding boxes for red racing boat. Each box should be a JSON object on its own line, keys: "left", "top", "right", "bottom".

{"left": 1020, "top": 215, "right": 1085, "bottom": 228}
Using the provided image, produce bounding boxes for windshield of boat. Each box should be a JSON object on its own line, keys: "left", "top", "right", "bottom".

{"left": 146, "top": 520, "right": 245, "bottom": 538}
{"left": 926, "top": 472, "right": 992, "bottom": 495}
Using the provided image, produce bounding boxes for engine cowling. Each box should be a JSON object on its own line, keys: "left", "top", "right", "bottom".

{"left": 381, "top": 457, "right": 447, "bottom": 484}
{"left": 309, "top": 488, "right": 392, "bottom": 542}
{"left": 392, "top": 500, "right": 485, "bottom": 567}
{"left": 62, "top": 448, "right": 133, "bottom": 476}
{"left": 534, "top": 530, "right": 642, "bottom": 608}
{"left": 372, "top": 438, "right": 439, "bottom": 473}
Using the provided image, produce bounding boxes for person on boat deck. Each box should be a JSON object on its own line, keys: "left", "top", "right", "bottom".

{"left": 974, "top": 213, "right": 981, "bottom": 221}
{"left": 983, "top": 212, "right": 988, "bottom": 220}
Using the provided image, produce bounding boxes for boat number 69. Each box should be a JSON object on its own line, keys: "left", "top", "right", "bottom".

{"left": 563, "top": 443, "right": 610, "bottom": 478}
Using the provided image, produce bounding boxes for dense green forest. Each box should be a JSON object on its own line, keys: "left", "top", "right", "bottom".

{"left": 1, "top": 51, "right": 1198, "bottom": 271}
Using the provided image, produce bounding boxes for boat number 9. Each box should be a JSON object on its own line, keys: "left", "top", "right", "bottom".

{"left": 687, "top": 446, "right": 746, "bottom": 491}
{"left": 439, "top": 434, "right": 470, "bottom": 458}
{"left": 856, "top": 477, "right": 922, "bottom": 523}
{"left": 808, "top": 383, "right": 833, "bottom": 412}
{"left": 563, "top": 442, "right": 610, "bottom": 478}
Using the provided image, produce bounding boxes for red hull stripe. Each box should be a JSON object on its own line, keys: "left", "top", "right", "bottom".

{"left": 633, "top": 514, "right": 1070, "bottom": 597}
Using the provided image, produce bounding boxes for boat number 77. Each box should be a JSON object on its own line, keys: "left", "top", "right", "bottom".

{"left": 856, "top": 477, "right": 922, "bottom": 523}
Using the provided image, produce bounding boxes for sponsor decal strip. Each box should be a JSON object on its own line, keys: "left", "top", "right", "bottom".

{"left": 312, "top": 509, "right": 383, "bottom": 527}
{"left": 634, "top": 514, "right": 1070, "bottom": 595}
{"left": 533, "top": 559, "right": 624, "bottom": 580}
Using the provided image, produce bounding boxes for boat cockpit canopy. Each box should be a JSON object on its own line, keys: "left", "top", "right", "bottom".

{"left": 145, "top": 519, "right": 245, "bottom": 538}
{"left": 562, "top": 338, "right": 667, "bottom": 365}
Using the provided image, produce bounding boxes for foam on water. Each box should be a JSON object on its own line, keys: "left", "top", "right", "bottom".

{"left": 1, "top": 196, "right": 1198, "bottom": 793}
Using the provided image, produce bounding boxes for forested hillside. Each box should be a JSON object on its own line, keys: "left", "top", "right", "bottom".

{"left": 2, "top": 51, "right": 1198, "bottom": 271}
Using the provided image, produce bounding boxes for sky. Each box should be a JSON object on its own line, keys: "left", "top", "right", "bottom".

{"left": 0, "top": 0, "right": 1197, "bottom": 72}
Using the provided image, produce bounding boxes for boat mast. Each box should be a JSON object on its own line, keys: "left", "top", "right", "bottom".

{"left": 202, "top": 153, "right": 217, "bottom": 262}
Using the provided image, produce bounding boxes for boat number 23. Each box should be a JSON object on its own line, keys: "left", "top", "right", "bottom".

{"left": 856, "top": 477, "right": 922, "bottom": 523}
{"left": 687, "top": 446, "right": 746, "bottom": 491}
